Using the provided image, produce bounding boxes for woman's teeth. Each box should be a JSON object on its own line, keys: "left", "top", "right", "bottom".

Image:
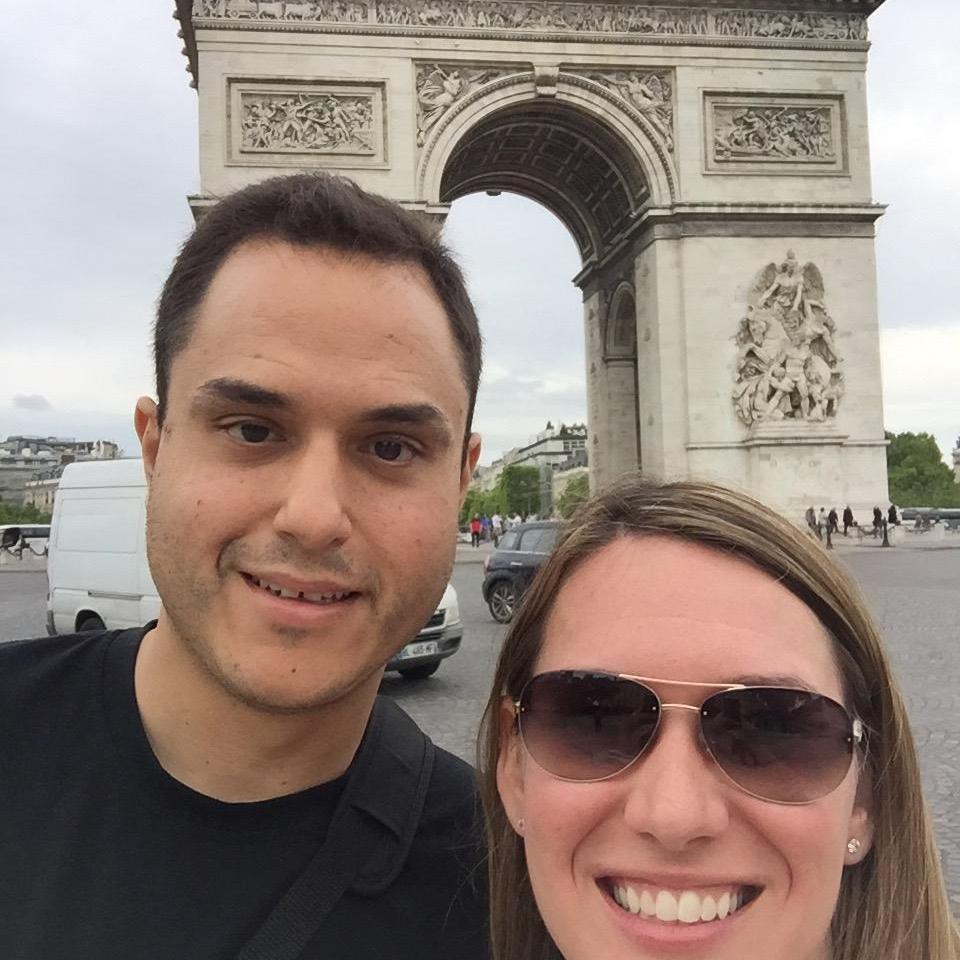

{"left": 611, "top": 884, "right": 753, "bottom": 924}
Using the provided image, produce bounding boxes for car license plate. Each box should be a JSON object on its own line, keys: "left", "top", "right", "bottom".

{"left": 398, "top": 640, "right": 439, "bottom": 660}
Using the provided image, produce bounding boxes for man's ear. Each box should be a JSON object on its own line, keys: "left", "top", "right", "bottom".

{"left": 496, "top": 697, "right": 526, "bottom": 832}
{"left": 134, "top": 397, "right": 161, "bottom": 482}
{"left": 459, "top": 432, "right": 482, "bottom": 504}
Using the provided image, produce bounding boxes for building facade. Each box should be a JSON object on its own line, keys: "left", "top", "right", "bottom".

{"left": 0, "top": 437, "right": 120, "bottom": 508}
{"left": 175, "top": 0, "right": 890, "bottom": 516}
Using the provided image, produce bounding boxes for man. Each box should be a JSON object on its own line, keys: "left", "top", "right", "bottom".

{"left": 490, "top": 512, "right": 502, "bottom": 546}
{"left": 0, "top": 175, "right": 486, "bottom": 959}
{"left": 843, "top": 504, "right": 854, "bottom": 536}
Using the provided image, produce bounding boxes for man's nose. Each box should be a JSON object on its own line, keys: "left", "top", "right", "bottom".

{"left": 620, "top": 708, "right": 730, "bottom": 852}
{"left": 271, "top": 434, "right": 353, "bottom": 550}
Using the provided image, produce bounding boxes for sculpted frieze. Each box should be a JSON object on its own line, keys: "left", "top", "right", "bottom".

{"left": 195, "top": 0, "right": 369, "bottom": 22}
{"left": 714, "top": 9, "right": 867, "bottom": 41}
{"left": 585, "top": 71, "right": 673, "bottom": 149}
{"left": 193, "top": 1, "right": 866, "bottom": 44}
{"left": 416, "top": 64, "right": 514, "bottom": 146}
{"left": 240, "top": 91, "right": 376, "bottom": 154}
{"left": 732, "top": 252, "right": 844, "bottom": 426}
{"left": 713, "top": 104, "right": 835, "bottom": 164}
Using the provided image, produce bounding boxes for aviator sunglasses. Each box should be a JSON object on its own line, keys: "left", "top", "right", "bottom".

{"left": 513, "top": 670, "right": 864, "bottom": 804}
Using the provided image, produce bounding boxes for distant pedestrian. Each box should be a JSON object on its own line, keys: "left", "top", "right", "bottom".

{"left": 480, "top": 515, "right": 491, "bottom": 542}
{"left": 873, "top": 506, "right": 883, "bottom": 535}
{"left": 805, "top": 506, "right": 817, "bottom": 537}
{"left": 827, "top": 507, "right": 839, "bottom": 535}
{"left": 888, "top": 503, "right": 899, "bottom": 526}
{"left": 490, "top": 513, "right": 502, "bottom": 546}
{"left": 470, "top": 514, "right": 481, "bottom": 547}
{"left": 817, "top": 507, "right": 827, "bottom": 540}
{"left": 843, "top": 505, "right": 854, "bottom": 536}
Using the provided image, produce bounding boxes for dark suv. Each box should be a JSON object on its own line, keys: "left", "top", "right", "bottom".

{"left": 481, "top": 521, "right": 563, "bottom": 623}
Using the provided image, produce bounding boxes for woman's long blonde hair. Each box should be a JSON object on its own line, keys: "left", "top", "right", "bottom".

{"left": 478, "top": 476, "right": 959, "bottom": 960}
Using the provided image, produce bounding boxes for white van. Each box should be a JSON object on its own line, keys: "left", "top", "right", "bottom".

{"left": 46, "top": 459, "right": 158, "bottom": 635}
{"left": 46, "top": 461, "right": 463, "bottom": 679}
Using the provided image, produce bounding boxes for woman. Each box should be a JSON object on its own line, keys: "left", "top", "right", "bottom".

{"left": 479, "top": 476, "right": 958, "bottom": 960}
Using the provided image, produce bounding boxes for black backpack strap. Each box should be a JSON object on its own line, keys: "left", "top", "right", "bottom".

{"left": 235, "top": 697, "right": 435, "bottom": 960}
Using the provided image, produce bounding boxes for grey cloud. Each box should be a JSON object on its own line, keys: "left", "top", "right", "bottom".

{"left": 12, "top": 394, "right": 54, "bottom": 412}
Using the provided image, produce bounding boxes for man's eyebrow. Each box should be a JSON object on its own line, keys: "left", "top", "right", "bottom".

{"left": 192, "top": 378, "right": 293, "bottom": 411}
{"left": 357, "top": 404, "right": 454, "bottom": 439}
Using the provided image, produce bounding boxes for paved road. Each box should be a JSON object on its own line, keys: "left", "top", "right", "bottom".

{"left": 2, "top": 547, "right": 957, "bottom": 909}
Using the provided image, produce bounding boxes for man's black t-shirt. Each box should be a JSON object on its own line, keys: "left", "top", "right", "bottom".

{"left": 0, "top": 628, "right": 488, "bottom": 960}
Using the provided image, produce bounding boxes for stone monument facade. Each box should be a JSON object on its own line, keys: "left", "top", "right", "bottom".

{"left": 174, "top": 0, "right": 890, "bottom": 515}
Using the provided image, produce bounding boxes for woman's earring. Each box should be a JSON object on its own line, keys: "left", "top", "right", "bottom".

{"left": 846, "top": 838, "right": 862, "bottom": 856}
{"left": 516, "top": 818, "right": 525, "bottom": 835}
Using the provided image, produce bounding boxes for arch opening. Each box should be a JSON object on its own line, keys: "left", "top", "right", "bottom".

{"left": 439, "top": 100, "right": 650, "bottom": 266}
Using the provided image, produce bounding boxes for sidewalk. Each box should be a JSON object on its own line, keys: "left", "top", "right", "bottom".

{"left": 0, "top": 553, "right": 47, "bottom": 573}
{"left": 826, "top": 530, "right": 960, "bottom": 552}
{"left": 455, "top": 541, "right": 495, "bottom": 564}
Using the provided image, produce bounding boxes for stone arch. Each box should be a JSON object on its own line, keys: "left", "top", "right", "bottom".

{"left": 418, "top": 73, "right": 676, "bottom": 262}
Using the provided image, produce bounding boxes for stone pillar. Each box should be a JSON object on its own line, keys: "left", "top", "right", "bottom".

{"left": 582, "top": 293, "right": 609, "bottom": 492}
{"left": 604, "top": 358, "right": 641, "bottom": 480}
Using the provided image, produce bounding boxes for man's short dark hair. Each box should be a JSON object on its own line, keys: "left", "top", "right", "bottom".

{"left": 155, "top": 173, "right": 482, "bottom": 436}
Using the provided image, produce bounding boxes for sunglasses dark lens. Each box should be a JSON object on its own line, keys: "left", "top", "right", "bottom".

{"left": 518, "top": 672, "right": 660, "bottom": 781}
{"left": 701, "top": 688, "right": 855, "bottom": 802}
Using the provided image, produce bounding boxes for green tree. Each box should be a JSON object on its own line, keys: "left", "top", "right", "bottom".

{"left": 0, "top": 501, "right": 52, "bottom": 524}
{"left": 886, "top": 431, "right": 960, "bottom": 507}
{"left": 499, "top": 465, "right": 540, "bottom": 518}
{"left": 556, "top": 473, "right": 590, "bottom": 520}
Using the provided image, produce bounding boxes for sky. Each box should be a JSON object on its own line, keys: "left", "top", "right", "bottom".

{"left": 0, "top": 2, "right": 957, "bottom": 468}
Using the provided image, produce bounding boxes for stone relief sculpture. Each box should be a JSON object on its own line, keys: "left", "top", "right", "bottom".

{"left": 732, "top": 251, "right": 844, "bottom": 426}
{"left": 714, "top": 9, "right": 867, "bottom": 41}
{"left": 240, "top": 92, "right": 375, "bottom": 153}
{"left": 713, "top": 105, "right": 834, "bottom": 162}
{"left": 586, "top": 71, "right": 673, "bottom": 149}
{"left": 194, "top": 1, "right": 865, "bottom": 43}
{"left": 415, "top": 65, "right": 508, "bottom": 146}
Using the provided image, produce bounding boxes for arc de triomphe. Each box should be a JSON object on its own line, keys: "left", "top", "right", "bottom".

{"left": 175, "top": 0, "right": 890, "bottom": 514}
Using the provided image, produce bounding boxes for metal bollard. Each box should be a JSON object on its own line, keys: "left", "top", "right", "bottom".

{"left": 881, "top": 519, "right": 891, "bottom": 548}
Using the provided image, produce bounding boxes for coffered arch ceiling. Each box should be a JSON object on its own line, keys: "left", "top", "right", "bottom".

{"left": 439, "top": 101, "right": 650, "bottom": 266}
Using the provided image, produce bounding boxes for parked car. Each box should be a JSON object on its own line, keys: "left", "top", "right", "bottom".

{"left": 385, "top": 583, "right": 463, "bottom": 680}
{"left": 481, "top": 520, "right": 563, "bottom": 623}
{"left": 48, "top": 461, "right": 463, "bottom": 680}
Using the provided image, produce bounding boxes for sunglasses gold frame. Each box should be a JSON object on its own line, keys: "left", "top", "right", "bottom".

{"left": 513, "top": 671, "right": 865, "bottom": 805}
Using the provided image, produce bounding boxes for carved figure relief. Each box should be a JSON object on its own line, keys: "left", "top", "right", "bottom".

{"left": 194, "top": 0, "right": 369, "bottom": 22}
{"left": 229, "top": 81, "right": 385, "bottom": 165}
{"left": 713, "top": 105, "right": 834, "bottom": 163}
{"left": 714, "top": 10, "right": 867, "bottom": 41}
{"left": 706, "top": 94, "right": 844, "bottom": 173}
{"left": 240, "top": 91, "right": 375, "bottom": 153}
{"left": 586, "top": 71, "right": 673, "bottom": 149}
{"left": 732, "top": 252, "right": 844, "bottom": 426}
{"left": 415, "top": 65, "right": 510, "bottom": 146}
{"left": 194, "top": 1, "right": 865, "bottom": 43}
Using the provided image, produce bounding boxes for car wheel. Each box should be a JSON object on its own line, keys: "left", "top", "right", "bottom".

{"left": 488, "top": 581, "right": 517, "bottom": 623}
{"left": 398, "top": 661, "right": 441, "bottom": 680}
{"left": 77, "top": 614, "right": 106, "bottom": 632}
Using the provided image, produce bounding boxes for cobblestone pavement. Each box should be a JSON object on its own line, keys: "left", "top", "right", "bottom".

{"left": 2, "top": 545, "right": 957, "bottom": 909}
